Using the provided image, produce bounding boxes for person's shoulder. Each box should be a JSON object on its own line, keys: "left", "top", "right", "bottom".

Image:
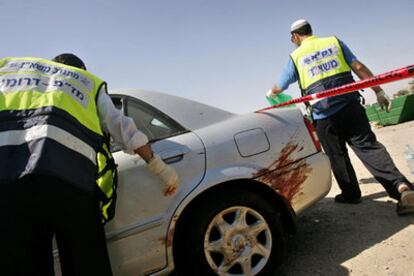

{"left": 319, "top": 36, "right": 349, "bottom": 47}
{"left": 335, "top": 37, "right": 351, "bottom": 49}
{"left": 318, "top": 35, "right": 339, "bottom": 41}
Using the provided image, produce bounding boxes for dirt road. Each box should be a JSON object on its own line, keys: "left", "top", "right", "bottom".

{"left": 275, "top": 120, "right": 414, "bottom": 275}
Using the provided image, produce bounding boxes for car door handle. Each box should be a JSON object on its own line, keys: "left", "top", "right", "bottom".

{"left": 160, "top": 149, "right": 187, "bottom": 164}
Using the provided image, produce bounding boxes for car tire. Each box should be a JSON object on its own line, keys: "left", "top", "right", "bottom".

{"left": 173, "top": 187, "right": 285, "bottom": 276}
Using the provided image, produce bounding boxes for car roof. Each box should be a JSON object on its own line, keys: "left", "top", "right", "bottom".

{"left": 110, "top": 89, "right": 235, "bottom": 130}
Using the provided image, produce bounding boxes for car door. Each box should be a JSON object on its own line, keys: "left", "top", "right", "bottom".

{"left": 105, "top": 95, "right": 206, "bottom": 275}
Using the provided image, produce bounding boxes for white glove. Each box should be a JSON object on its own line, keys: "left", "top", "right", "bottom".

{"left": 376, "top": 90, "right": 391, "bottom": 112}
{"left": 266, "top": 89, "right": 277, "bottom": 99}
{"left": 147, "top": 154, "right": 179, "bottom": 196}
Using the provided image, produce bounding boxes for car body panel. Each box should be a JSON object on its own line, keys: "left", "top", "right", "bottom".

{"left": 192, "top": 108, "right": 329, "bottom": 214}
{"left": 105, "top": 132, "right": 205, "bottom": 275}
{"left": 54, "top": 89, "right": 332, "bottom": 276}
{"left": 159, "top": 151, "right": 331, "bottom": 276}
{"left": 116, "top": 89, "right": 235, "bottom": 130}
{"left": 105, "top": 91, "right": 331, "bottom": 275}
{"left": 234, "top": 128, "right": 270, "bottom": 157}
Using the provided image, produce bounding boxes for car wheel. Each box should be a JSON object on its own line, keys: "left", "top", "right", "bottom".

{"left": 174, "top": 188, "right": 284, "bottom": 276}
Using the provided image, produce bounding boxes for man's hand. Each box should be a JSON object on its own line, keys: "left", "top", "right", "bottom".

{"left": 147, "top": 154, "right": 179, "bottom": 196}
{"left": 266, "top": 85, "right": 284, "bottom": 99}
{"left": 376, "top": 90, "right": 392, "bottom": 112}
{"left": 266, "top": 89, "right": 277, "bottom": 99}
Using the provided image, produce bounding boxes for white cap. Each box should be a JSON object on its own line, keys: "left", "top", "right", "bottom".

{"left": 290, "top": 19, "right": 310, "bottom": 32}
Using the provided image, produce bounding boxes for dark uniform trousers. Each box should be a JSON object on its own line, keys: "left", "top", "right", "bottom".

{"left": 0, "top": 174, "right": 113, "bottom": 276}
{"left": 314, "top": 101, "right": 411, "bottom": 200}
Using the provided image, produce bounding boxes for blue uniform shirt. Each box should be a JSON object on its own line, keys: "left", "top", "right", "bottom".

{"left": 277, "top": 39, "right": 357, "bottom": 119}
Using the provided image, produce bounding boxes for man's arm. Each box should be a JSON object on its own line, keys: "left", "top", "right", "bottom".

{"left": 267, "top": 59, "right": 298, "bottom": 98}
{"left": 351, "top": 60, "right": 391, "bottom": 112}
{"left": 134, "top": 144, "right": 153, "bottom": 162}
{"left": 97, "top": 89, "right": 179, "bottom": 195}
{"left": 340, "top": 39, "right": 380, "bottom": 90}
{"left": 350, "top": 60, "right": 383, "bottom": 93}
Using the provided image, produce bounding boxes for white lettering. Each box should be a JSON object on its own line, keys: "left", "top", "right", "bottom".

{"left": 0, "top": 74, "right": 89, "bottom": 108}
{"left": 300, "top": 45, "right": 339, "bottom": 66}
{"left": 308, "top": 59, "right": 340, "bottom": 78}
{"left": 0, "top": 60, "right": 94, "bottom": 92}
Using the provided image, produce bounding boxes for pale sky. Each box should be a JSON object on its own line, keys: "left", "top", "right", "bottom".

{"left": 2, "top": 0, "right": 413, "bottom": 113}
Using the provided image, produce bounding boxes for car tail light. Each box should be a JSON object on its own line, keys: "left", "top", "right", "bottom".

{"left": 303, "top": 116, "right": 322, "bottom": 152}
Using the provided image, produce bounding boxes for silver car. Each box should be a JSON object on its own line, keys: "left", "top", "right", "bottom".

{"left": 70, "top": 90, "right": 331, "bottom": 275}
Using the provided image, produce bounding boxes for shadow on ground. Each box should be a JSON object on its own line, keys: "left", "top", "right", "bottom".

{"left": 274, "top": 191, "right": 414, "bottom": 275}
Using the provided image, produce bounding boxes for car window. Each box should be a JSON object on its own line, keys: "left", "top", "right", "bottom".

{"left": 125, "top": 98, "right": 185, "bottom": 141}
{"left": 126, "top": 99, "right": 182, "bottom": 141}
{"left": 112, "top": 97, "right": 123, "bottom": 111}
{"left": 109, "top": 95, "right": 186, "bottom": 153}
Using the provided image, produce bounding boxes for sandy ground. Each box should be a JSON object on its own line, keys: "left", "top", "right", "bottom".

{"left": 275, "top": 120, "right": 414, "bottom": 276}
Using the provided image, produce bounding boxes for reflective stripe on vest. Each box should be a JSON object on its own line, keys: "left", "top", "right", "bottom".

{"left": 290, "top": 36, "right": 351, "bottom": 91}
{"left": 0, "top": 57, "right": 118, "bottom": 223}
{"left": 0, "top": 124, "right": 97, "bottom": 165}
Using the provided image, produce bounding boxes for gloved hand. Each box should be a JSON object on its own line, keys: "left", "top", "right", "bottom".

{"left": 376, "top": 90, "right": 392, "bottom": 112}
{"left": 266, "top": 89, "right": 277, "bottom": 99}
{"left": 147, "top": 154, "right": 179, "bottom": 196}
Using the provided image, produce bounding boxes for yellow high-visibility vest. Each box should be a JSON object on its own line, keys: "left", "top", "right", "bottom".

{"left": 290, "top": 36, "right": 360, "bottom": 116}
{"left": 0, "top": 57, "right": 117, "bottom": 223}
{"left": 291, "top": 36, "right": 351, "bottom": 91}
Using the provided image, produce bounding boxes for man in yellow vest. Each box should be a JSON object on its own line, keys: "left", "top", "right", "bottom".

{"left": 267, "top": 19, "right": 414, "bottom": 215}
{"left": 0, "top": 54, "right": 179, "bottom": 275}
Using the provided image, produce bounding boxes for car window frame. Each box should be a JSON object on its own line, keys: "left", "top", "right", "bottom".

{"left": 110, "top": 94, "right": 189, "bottom": 144}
